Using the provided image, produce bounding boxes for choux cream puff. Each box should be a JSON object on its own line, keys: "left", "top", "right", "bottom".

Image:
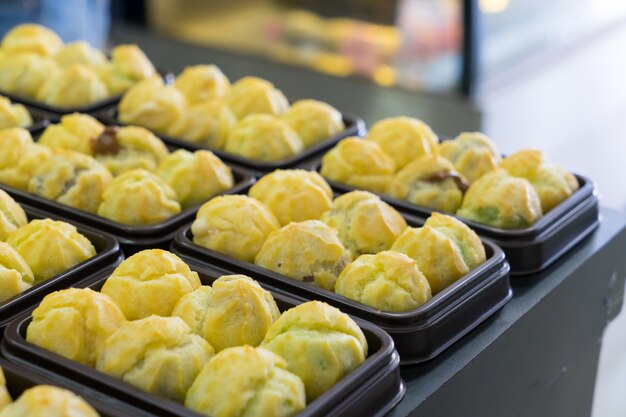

{"left": 0, "top": 189, "right": 27, "bottom": 241}
{"left": 54, "top": 41, "right": 107, "bottom": 69}
{"left": 438, "top": 132, "right": 501, "bottom": 184}
{"left": 225, "top": 76, "right": 289, "bottom": 119}
{"left": 1, "top": 24, "right": 63, "bottom": 56}
{"left": 282, "top": 99, "right": 345, "bottom": 147}
{"left": 0, "top": 385, "right": 99, "bottom": 417}
{"left": 38, "top": 113, "right": 105, "bottom": 155}
{"left": 174, "top": 64, "right": 231, "bottom": 104}
{"left": 0, "top": 129, "right": 51, "bottom": 190}
{"left": 167, "top": 99, "right": 236, "bottom": 149}
{"left": 0, "top": 53, "right": 59, "bottom": 98}
{"left": 98, "top": 44, "right": 156, "bottom": 95}
{"left": 0, "top": 241, "right": 33, "bottom": 303}
{"left": 0, "top": 96, "right": 32, "bottom": 130}
{"left": 36, "top": 63, "right": 109, "bottom": 108}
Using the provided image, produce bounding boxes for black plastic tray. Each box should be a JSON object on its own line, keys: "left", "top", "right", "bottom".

{"left": 309, "top": 159, "right": 600, "bottom": 276}
{"left": 171, "top": 214, "right": 512, "bottom": 365}
{"left": 98, "top": 107, "right": 366, "bottom": 175}
{"left": 0, "top": 357, "right": 158, "bottom": 417}
{"left": 22, "top": 106, "right": 50, "bottom": 133}
{"left": 1, "top": 262, "right": 405, "bottom": 417}
{"left": 0, "top": 164, "right": 255, "bottom": 255}
{"left": 0, "top": 205, "right": 123, "bottom": 331}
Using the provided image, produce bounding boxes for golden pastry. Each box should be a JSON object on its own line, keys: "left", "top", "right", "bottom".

{"left": 26, "top": 288, "right": 125, "bottom": 367}
{"left": 54, "top": 41, "right": 107, "bottom": 68}
{"left": 192, "top": 195, "right": 280, "bottom": 262}
{"left": 97, "top": 315, "right": 214, "bottom": 402}
{"left": 262, "top": 301, "right": 367, "bottom": 400}
{"left": 392, "top": 212, "right": 486, "bottom": 293}
{"left": 249, "top": 169, "right": 332, "bottom": 226}
{"left": 28, "top": 150, "right": 113, "bottom": 214}
{"left": 438, "top": 132, "right": 501, "bottom": 183}
{"left": 175, "top": 64, "right": 231, "bottom": 104}
{"left": 225, "top": 76, "right": 289, "bottom": 119}
{"left": 457, "top": 169, "right": 543, "bottom": 229}
{"left": 255, "top": 220, "right": 350, "bottom": 291}
{"left": 118, "top": 76, "right": 187, "bottom": 135}
{"left": 157, "top": 149, "right": 234, "bottom": 208}
{"left": 282, "top": 99, "right": 345, "bottom": 147}
{"left": 500, "top": 149, "right": 579, "bottom": 212}
{"left": 185, "top": 346, "right": 305, "bottom": 417}
{"left": 0, "top": 385, "right": 99, "bottom": 417}
{"left": 167, "top": 99, "right": 237, "bottom": 148}
{"left": 101, "top": 249, "right": 200, "bottom": 320}
{"left": 366, "top": 117, "right": 438, "bottom": 169}
{"left": 0, "top": 130, "right": 51, "bottom": 191}
{"left": 97, "top": 169, "right": 181, "bottom": 225}
{"left": 0, "top": 189, "right": 27, "bottom": 241}
{"left": 389, "top": 154, "right": 467, "bottom": 213}
{"left": 320, "top": 137, "right": 396, "bottom": 194}
{"left": 0, "top": 368, "right": 10, "bottom": 411}
{"left": 321, "top": 191, "right": 407, "bottom": 258}
{"left": 38, "top": 113, "right": 105, "bottom": 155}
{"left": 335, "top": 251, "right": 431, "bottom": 312}
{"left": 37, "top": 63, "right": 109, "bottom": 108}
{"left": 92, "top": 126, "right": 169, "bottom": 176}
{"left": 0, "top": 53, "right": 59, "bottom": 98}
{"left": 0, "top": 96, "right": 32, "bottom": 129}
{"left": 173, "top": 275, "right": 280, "bottom": 351}
{"left": 8, "top": 219, "right": 96, "bottom": 283}
{"left": 98, "top": 44, "right": 156, "bottom": 95}
{"left": 225, "top": 114, "right": 303, "bottom": 161}
{"left": 1, "top": 24, "right": 63, "bottom": 56}
{"left": 0, "top": 241, "right": 33, "bottom": 303}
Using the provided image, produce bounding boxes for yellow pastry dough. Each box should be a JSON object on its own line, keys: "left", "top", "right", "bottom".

{"left": 97, "top": 169, "right": 181, "bottom": 225}
{"left": 118, "top": 76, "right": 187, "bottom": 135}
{"left": 185, "top": 346, "right": 305, "bottom": 417}
{"left": 173, "top": 275, "right": 280, "bottom": 352}
{"left": 255, "top": 220, "right": 350, "bottom": 291}
{"left": 157, "top": 149, "right": 233, "bottom": 208}
{"left": 320, "top": 137, "right": 396, "bottom": 194}
{"left": 225, "top": 114, "right": 303, "bottom": 161}
{"left": 0, "top": 385, "right": 100, "bottom": 417}
{"left": 192, "top": 195, "right": 280, "bottom": 262}
{"left": 98, "top": 44, "right": 156, "bottom": 95}
{"left": 262, "top": 301, "right": 367, "bottom": 400}
{"left": 457, "top": 169, "right": 543, "bottom": 229}
{"left": 0, "top": 368, "right": 10, "bottom": 411}
{"left": 0, "top": 96, "right": 32, "bottom": 129}
{"left": 335, "top": 251, "right": 431, "bottom": 312}
{"left": 0, "top": 53, "right": 59, "bottom": 98}
{"left": 96, "top": 315, "right": 214, "bottom": 402}
{"left": 54, "top": 41, "right": 107, "bottom": 68}
{"left": 37, "top": 63, "right": 109, "bottom": 108}
{"left": 282, "top": 99, "right": 345, "bottom": 147}
{"left": 500, "top": 149, "right": 579, "bottom": 212}
{"left": 175, "top": 64, "right": 231, "bottom": 104}
{"left": 26, "top": 288, "right": 125, "bottom": 367}
{"left": 321, "top": 190, "right": 407, "bottom": 258}
{"left": 1, "top": 24, "right": 63, "bottom": 56}
{"left": 38, "top": 113, "right": 105, "bottom": 155}
{"left": 225, "top": 76, "right": 289, "bottom": 119}
{"left": 0, "top": 189, "right": 27, "bottom": 241}
{"left": 167, "top": 99, "right": 236, "bottom": 149}
{"left": 249, "top": 169, "right": 332, "bottom": 226}
{"left": 438, "top": 132, "right": 501, "bottom": 184}
{"left": 0, "top": 130, "right": 51, "bottom": 191}
{"left": 389, "top": 154, "right": 467, "bottom": 213}
{"left": 101, "top": 249, "right": 200, "bottom": 320}
{"left": 8, "top": 219, "right": 96, "bottom": 283}
{"left": 0, "top": 241, "right": 33, "bottom": 303}
{"left": 392, "top": 212, "right": 486, "bottom": 293}
{"left": 28, "top": 150, "right": 113, "bottom": 214}
{"left": 366, "top": 117, "right": 438, "bottom": 169}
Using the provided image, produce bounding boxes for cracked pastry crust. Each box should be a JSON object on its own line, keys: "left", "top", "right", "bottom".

{"left": 249, "top": 169, "right": 333, "bottom": 226}
{"left": 36, "top": 63, "right": 109, "bottom": 108}
{"left": 98, "top": 44, "right": 156, "bottom": 95}
{"left": 185, "top": 346, "right": 306, "bottom": 417}
{"left": 0, "top": 385, "right": 100, "bottom": 417}
{"left": 167, "top": 99, "right": 237, "bottom": 149}
{"left": 174, "top": 64, "right": 231, "bottom": 104}
{"left": 392, "top": 212, "right": 486, "bottom": 294}
{"left": 1, "top": 24, "right": 62, "bottom": 56}
{"left": 366, "top": 116, "right": 438, "bottom": 169}
{"left": 96, "top": 315, "right": 214, "bottom": 402}
{"left": 225, "top": 76, "right": 289, "bottom": 119}
{"left": 0, "top": 128, "right": 52, "bottom": 191}
{"left": 335, "top": 251, "right": 432, "bottom": 312}
{"left": 100, "top": 249, "right": 200, "bottom": 320}
{"left": 0, "top": 189, "right": 27, "bottom": 241}
{"left": 389, "top": 154, "right": 467, "bottom": 213}
{"left": 321, "top": 190, "right": 407, "bottom": 259}
{"left": 0, "top": 53, "right": 60, "bottom": 98}
{"left": 438, "top": 132, "right": 501, "bottom": 184}
{"left": 173, "top": 275, "right": 280, "bottom": 352}
{"left": 0, "top": 96, "right": 32, "bottom": 129}
{"left": 282, "top": 99, "right": 345, "bottom": 147}
{"left": 38, "top": 113, "right": 105, "bottom": 155}
{"left": 192, "top": 195, "right": 280, "bottom": 263}
{"left": 157, "top": 149, "right": 234, "bottom": 209}
{"left": 254, "top": 220, "right": 350, "bottom": 291}
{"left": 0, "top": 241, "right": 33, "bottom": 303}
{"left": 261, "top": 301, "right": 367, "bottom": 400}
{"left": 457, "top": 169, "right": 543, "bottom": 229}
{"left": 54, "top": 41, "right": 107, "bottom": 69}
{"left": 320, "top": 137, "right": 396, "bottom": 194}
{"left": 26, "top": 288, "right": 124, "bottom": 367}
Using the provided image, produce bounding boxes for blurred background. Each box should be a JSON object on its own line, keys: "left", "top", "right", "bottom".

{"left": 0, "top": 1, "right": 624, "bottom": 414}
